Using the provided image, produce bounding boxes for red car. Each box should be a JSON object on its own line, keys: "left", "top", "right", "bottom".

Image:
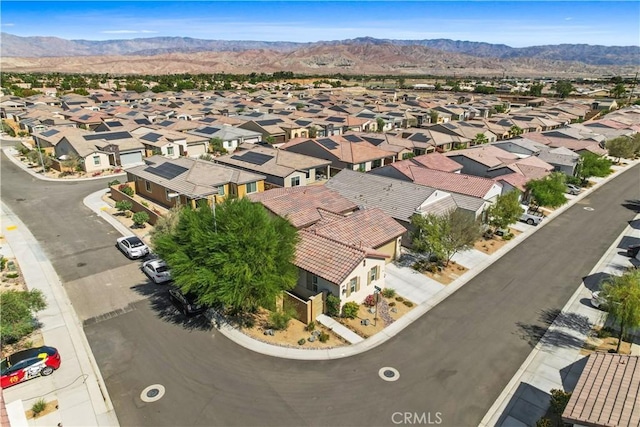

{"left": 1, "top": 346, "right": 61, "bottom": 388}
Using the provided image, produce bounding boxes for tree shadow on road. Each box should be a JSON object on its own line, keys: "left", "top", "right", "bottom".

{"left": 515, "top": 309, "right": 591, "bottom": 349}
{"left": 621, "top": 199, "right": 640, "bottom": 213}
{"left": 131, "top": 281, "right": 212, "bottom": 332}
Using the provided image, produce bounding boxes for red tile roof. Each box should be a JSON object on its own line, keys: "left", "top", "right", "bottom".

{"left": 406, "top": 166, "right": 499, "bottom": 198}
{"left": 248, "top": 186, "right": 358, "bottom": 228}
{"left": 411, "top": 152, "right": 463, "bottom": 172}
{"left": 308, "top": 207, "right": 406, "bottom": 249}
{"left": 563, "top": 353, "right": 640, "bottom": 427}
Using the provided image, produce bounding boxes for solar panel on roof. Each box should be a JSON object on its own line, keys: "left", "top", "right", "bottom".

{"left": 41, "top": 129, "right": 60, "bottom": 137}
{"left": 343, "top": 134, "right": 363, "bottom": 143}
{"left": 84, "top": 131, "right": 132, "bottom": 141}
{"left": 135, "top": 119, "right": 151, "bottom": 125}
{"left": 317, "top": 138, "right": 339, "bottom": 150}
{"left": 145, "top": 163, "right": 188, "bottom": 180}
{"left": 106, "top": 121, "right": 124, "bottom": 127}
{"left": 231, "top": 151, "right": 273, "bottom": 166}
{"left": 78, "top": 114, "right": 92, "bottom": 120}
{"left": 361, "top": 136, "right": 383, "bottom": 146}
{"left": 157, "top": 120, "right": 174, "bottom": 127}
{"left": 326, "top": 117, "right": 344, "bottom": 123}
{"left": 247, "top": 112, "right": 262, "bottom": 117}
{"left": 197, "top": 126, "right": 220, "bottom": 135}
{"left": 409, "top": 133, "right": 431, "bottom": 142}
{"left": 140, "top": 133, "right": 163, "bottom": 142}
{"left": 200, "top": 117, "right": 216, "bottom": 123}
{"left": 256, "top": 119, "right": 282, "bottom": 126}
{"left": 358, "top": 113, "right": 376, "bottom": 119}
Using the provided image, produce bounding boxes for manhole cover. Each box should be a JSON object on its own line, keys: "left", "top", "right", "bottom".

{"left": 140, "top": 384, "right": 165, "bottom": 402}
{"left": 583, "top": 207, "right": 595, "bottom": 211}
{"left": 378, "top": 367, "right": 400, "bottom": 382}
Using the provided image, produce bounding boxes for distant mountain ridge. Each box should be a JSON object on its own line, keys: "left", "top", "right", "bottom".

{"left": 2, "top": 33, "right": 639, "bottom": 66}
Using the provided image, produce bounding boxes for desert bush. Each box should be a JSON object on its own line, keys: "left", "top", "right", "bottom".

{"left": 297, "top": 338, "right": 306, "bottom": 345}
{"left": 306, "top": 320, "right": 315, "bottom": 332}
{"left": 403, "top": 300, "right": 414, "bottom": 307}
{"left": 388, "top": 301, "right": 396, "bottom": 307}
{"left": 0, "top": 256, "right": 6, "bottom": 270}
{"left": 31, "top": 399, "right": 47, "bottom": 417}
{"left": 115, "top": 200, "right": 132, "bottom": 214}
{"left": 535, "top": 418, "right": 552, "bottom": 427}
{"left": 395, "top": 296, "right": 404, "bottom": 302}
{"left": 108, "top": 179, "right": 121, "bottom": 187}
{"left": 381, "top": 288, "right": 396, "bottom": 298}
{"left": 118, "top": 184, "right": 134, "bottom": 196}
{"left": 341, "top": 301, "right": 359, "bottom": 319}
{"left": 132, "top": 211, "right": 150, "bottom": 228}
{"left": 550, "top": 389, "right": 572, "bottom": 416}
{"left": 1, "top": 290, "right": 47, "bottom": 344}
{"left": 326, "top": 294, "right": 340, "bottom": 317}
{"left": 268, "top": 309, "right": 293, "bottom": 330}
{"left": 319, "top": 331, "right": 329, "bottom": 343}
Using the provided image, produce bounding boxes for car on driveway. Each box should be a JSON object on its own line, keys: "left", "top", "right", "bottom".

{"left": 1, "top": 346, "right": 61, "bottom": 388}
{"left": 566, "top": 184, "right": 581, "bottom": 195}
{"left": 116, "top": 236, "right": 150, "bottom": 259}
{"left": 142, "top": 259, "right": 172, "bottom": 284}
{"left": 168, "top": 287, "right": 205, "bottom": 316}
{"left": 519, "top": 205, "right": 545, "bottom": 226}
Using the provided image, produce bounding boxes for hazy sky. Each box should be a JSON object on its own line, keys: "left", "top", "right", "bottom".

{"left": 2, "top": 1, "right": 639, "bottom": 47}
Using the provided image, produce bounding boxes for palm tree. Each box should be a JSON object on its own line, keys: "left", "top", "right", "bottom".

{"left": 473, "top": 133, "right": 488, "bottom": 145}
{"left": 510, "top": 125, "right": 523, "bottom": 138}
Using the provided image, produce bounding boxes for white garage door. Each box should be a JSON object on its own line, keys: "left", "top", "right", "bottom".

{"left": 120, "top": 151, "right": 143, "bottom": 166}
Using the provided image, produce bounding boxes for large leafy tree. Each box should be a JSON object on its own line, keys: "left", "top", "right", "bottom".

{"left": 411, "top": 209, "right": 483, "bottom": 266}
{"left": 601, "top": 269, "right": 640, "bottom": 353}
{"left": 552, "top": 80, "right": 575, "bottom": 99}
{"left": 528, "top": 83, "right": 544, "bottom": 97}
{"left": 578, "top": 152, "right": 612, "bottom": 183}
{"left": 1, "top": 290, "right": 47, "bottom": 344}
{"left": 525, "top": 172, "right": 567, "bottom": 208}
{"left": 610, "top": 83, "right": 626, "bottom": 99}
{"left": 488, "top": 190, "right": 524, "bottom": 231}
{"left": 153, "top": 198, "right": 299, "bottom": 314}
{"left": 606, "top": 136, "right": 636, "bottom": 163}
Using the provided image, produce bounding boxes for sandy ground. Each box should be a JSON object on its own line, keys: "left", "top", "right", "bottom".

{"left": 338, "top": 296, "right": 415, "bottom": 339}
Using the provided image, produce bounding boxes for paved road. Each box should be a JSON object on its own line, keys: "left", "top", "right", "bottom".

{"left": 2, "top": 146, "right": 638, "bottom": 426}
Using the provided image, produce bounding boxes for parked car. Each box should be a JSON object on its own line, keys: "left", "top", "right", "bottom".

{"left": 626, "top": 244, "right": 640, "bottom": 258}
{"left": 566, "top": 184, "right": 581, "bottom": 195}
{"left": 590, "top": 291, "right": 608, "bottom": 309}
{"left": 1, "top": 346, "right": 61, "bottom": 388}
{"left": 519, "top": 205, "right": 544, "bottom": 226}
{"left": 142, "top": 259, "right": 172, "bottom": 284}
{"left": 168, "top": 288, "right": 205, "bottom": 316}
{"left": 116, "top": 235, "right": 149, "bottom": 259}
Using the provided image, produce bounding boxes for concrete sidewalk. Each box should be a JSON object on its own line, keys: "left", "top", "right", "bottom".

{"left": 1, "top": 201, "right": 119, "bottom": 427}
{"left": 479, "top": 214, "right": 640, "bottom": 427}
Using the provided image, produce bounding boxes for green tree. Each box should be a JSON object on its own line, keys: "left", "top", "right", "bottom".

{"left": 610, "top": 83, "right": 626, "bottom": 99}
{"left": 0, "top": 290, "right": 47, "bottom": 344}
{"left": 528, "top": 83, "right": 544, "bottom": 97}
{"left": 510, "top": 125, "right": 523, "bottom": 138}
{"left": 115, "top": 200, "right": 132, "bottom": 215}
{"left": 525, "top": 172, "right": 567, "bottom": 208}
{"left": 132, "top": 211, "right": 149, "bottom": 228}
{"left": 376, "top": 117, "right": 385, "bottom": 132}
{"left": 488, "top": 191, "right": 524, "bottom": 231}
{"left": 308, "top": 126, "right": 318, "bottom": 138}
{"left": 601, "top": 269, "right": 640, "bottom": 353}
{"left": 152, "top": 198, "right": 299, "bottom": 314}
{"left": 552, "top": 80, "right": 575, "bottom": 99}
{"left": 429, "top": 110, "right": 439, "bottom": 124}
{"left": 209, "top": 137, "right": 227, "bottom": 155}
{"left": 578, "top": 152, "right": 612, "bottom": 183}
{"left": 411, "top": 209, "right": 483, "bottom": 266}
{"left": 606, "top": 136, "right": 635, "bottom": 162}
{"left": 473, "top": 133, "right": 489, "bottom": 145}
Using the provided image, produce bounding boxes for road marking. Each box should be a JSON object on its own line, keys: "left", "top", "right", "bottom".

{"left": 5, "top": 225, "right": 17, "bottom": 231}
{"left": 584, "top": 207, "right": 595, "bottom": 211}
{"left": 140, "top": 384, "right": 165, "bottom": 402}
{"left": 100, "top": 206, "right": 109, "bottom": 211}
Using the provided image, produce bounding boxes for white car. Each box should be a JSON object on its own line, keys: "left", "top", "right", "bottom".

{"left": 116, "top": 236, "right": 149, "bottom": 259}
{"left": 142, "top": 259, "right": 172, "bottom": 284}
{"left": 566, "top": 184, "right": 581, "bottom": 195}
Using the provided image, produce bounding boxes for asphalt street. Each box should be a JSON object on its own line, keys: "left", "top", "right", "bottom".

{"left": 2, "top": 144, "right": 639, "bottom": 427}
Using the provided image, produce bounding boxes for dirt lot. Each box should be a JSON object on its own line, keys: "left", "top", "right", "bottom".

{"left": 337, "top": 296, "right": 415, "bottom": 339}
{"left": 421, "top": 261, "right": 469, "bottom": 285}
{"left": 580, "top": 326, "right": 632, "bottom": 355}
{"left": 474, "top": 228, "right": 521, "bottom": 255}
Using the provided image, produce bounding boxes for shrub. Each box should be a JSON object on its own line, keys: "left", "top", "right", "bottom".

{"left": 326, "top": 294, "right": 340, "bottom": 317}
{"left": 141, "top": 201, "right": 149, "bottom": 207}
{"left": 31, "top": 399, "right": 47, "bottom": 417}
{"left": 124, "top": 211, "right": 133, "bottom": 218}
{"left": 306, "top": 320, "right": 315, "bottom": 332}
{"left": 550, "top": 389, "right": 572, "bottom": 416}
{"left": 388, "top": 301, "right": 396, "bottom": 307}
{"left": 297, "top": 338, "right": 306, "bottom": 345}
{"left": 381, "top": 288, "right": 396, "bottom": 298}
{"left": 341, "top": 301, "right": 359, "bottom": 319}
{"left": 269, "top": 309, "right": 293, "bottom": 330}
{"left": 403, "top": 300, "right": 414, "bottom": 307}
{"left": 502, "top": 233, "right": 514, "bottom": 241}
{"left": 242, "top": 316, "right": 256, "bottom": 329}
{"left": 395, "top": 296, "right": 404, "bottom": 302}
{"left": 108, "top": 179, "right": 121, "bottom": 188}
{"left": 92, "top": 171, "right": 102, "bottom": 177}
{"left": 15, "top": 142, "right": 29, "bottom": 155}
{"left": 59, "top": 171, "right": 75, "bottom": 177}
{"left": 596, "top": 326, "right": 613, "bottom": 339}
{"left": 132, "top": 211, "right": 150, "bottom": 228}
{"left": 113, "top": 168, "right": 123, "bottom": 173}
{"left": 319, "top": 331, "right": 329, "bottom": 343}
{"left": 115, "top": 200, "right": 132, "bottom": 214}
{"left": 0, "top": 289, "right": 47, "bottom": 344}
{"left": 0, "top": 256, "right": 6, "bottom": 271}
{"left": 363, "top": 294, "right": 376, "bottom": 307}
{"left": 535, "top": 418, "right": 552, "bottom": 427}
{"left": 6, "top": 273, "right": 19, "bottom": 279}
{"left": 118, "top": 184, "right": 134, "bottom": 196}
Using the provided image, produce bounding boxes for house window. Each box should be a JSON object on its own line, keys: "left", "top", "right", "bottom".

{"left": 347, "top": 277, "right": 359, "bottom": 296}
{"left": 145, "top": 180, "right": 151, "bottom": 192}
{"left": 291, "top": 176, "right": 300, "bottom": 187}
{"left": 358, "top": 162, "right": 366, "bottom": 171}
{"left": 167, "top": 146, "right": 174, "bottom": 156}
{"left": 368, "top": 266, "right": 379, "bottom": 285}
{"left": 93, "top": 155, "right": 100, "bottom": 166}
{"left": 217, "top": 185, "right": 225, "bottom": 196}
{"left": 246, "top": 182, "right": 257, "bottom": 194}
{"left": 165, "top": 189, "right": 173, "bottom": 202}
{"left": 372, "top": 159, "right": 382, "bottom": 169}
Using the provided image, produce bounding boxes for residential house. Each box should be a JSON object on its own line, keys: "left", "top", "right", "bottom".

{"left": 214, "top": 145, "right": 331, "bottom": 188}
{"left": 536, "top": 146, "right": 580, "bottom": 176}
{"left": 187, "top": 124, "right": 263, "bottom": 154}
{"left": 280, "top": 135, "right": 397, "bottom": 175}
{"left": 238, "top": 117, "right": 288, "bottom": 143}
{"left": 126, "top": 155, "right": 266, "bottom": 208}
{"left": 562, "top": 353, "right": 640, "bottom": 427}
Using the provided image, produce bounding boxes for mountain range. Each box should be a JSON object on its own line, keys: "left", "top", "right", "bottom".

{"left": 1, "top": 33, "right": 638, "bottom": 77}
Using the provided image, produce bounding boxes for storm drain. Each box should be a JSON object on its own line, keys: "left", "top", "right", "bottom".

{"left": 140, "top": 384, "right": 165, "bottom": 402}
{"left": 379, "top": 367, "right": 400, "bottom": 382}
